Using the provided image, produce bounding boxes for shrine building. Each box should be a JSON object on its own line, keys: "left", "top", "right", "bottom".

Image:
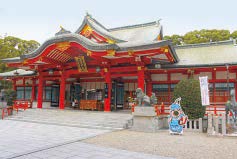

{"left": 1, "top": 14, "right": 237, "bottom": 113}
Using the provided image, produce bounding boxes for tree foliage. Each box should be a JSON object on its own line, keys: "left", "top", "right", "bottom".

{"left": 164, "top": 29, "right": 236, "bottom": 45}
{"left": 231, "top": 31, "right": 237, "bottom": 39}
{"left": 0, "top": 36, "right": 39, "bottom": 73}
{"left": 173, "top": 78, "right": 205, "bottom": 119}
{"left": 4, "top": 89, "right": 17, "bottom": 106}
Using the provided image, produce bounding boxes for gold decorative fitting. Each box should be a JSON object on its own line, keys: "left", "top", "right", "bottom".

{"left": 23, "top": 59, "right": 28, "bottom": 64}
{"left": 187, "top": 69, "right": 194, "bottom": 74}
{"left": 137, "top": 66, "right": 142, "bottom": 71}
{"left": 56, "top": 42, "right": 70, "bottom": 52}
{"left": 104, "top": 68, "right": 108, "bottom": 72}
{"left": 39, "top": 57, "right": 43, "bottom": 61}
{"left": 128, "top": 50, "right": 134, "bottom": 56}
{"left": 75, "top": 56, "right": 88, "bottom": 72}
{"left": 87, "top": 50, "right": 92, "bottom": 56}
{"left": 81, "top": 25, "right": 93, "bottom": 37}
{"left": 164, "top": 48, "right": 169, "bottom": 53}
{"left": 107, "top": 39, "right": 115, "bottom": 44}
{"left": 107, "top": 50, "right": 115, "bottom": 56}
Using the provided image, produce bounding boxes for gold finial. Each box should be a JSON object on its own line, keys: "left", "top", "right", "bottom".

{"left": 60, "top": 25, "right": 63, "bottom": 29}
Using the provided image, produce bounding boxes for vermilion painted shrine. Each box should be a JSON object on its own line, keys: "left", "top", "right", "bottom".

{"left": 1, "top": 14, "right": 237, "bottom": 114}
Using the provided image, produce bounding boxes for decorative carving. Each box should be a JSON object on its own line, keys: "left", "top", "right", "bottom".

{"left": 106, "top": 39, "right": 115, "bottom": 44}
{"left": 56, "top": 42, "right": 70, "bottom": 52}
{"left": 135, "top": 88, "right": 157, "bottom": 107}
{"left": 104, "top": 68, "right": 108, "bottom": 72}
{"left": 86, "top": 50, "right": 92, "bottom": 56}
{"left": 81, "top": 24, "right": 93, "bottom": 38}
{"left": 128, "top": 50, "right": 134, "bottom": 56}
{"left": 150, "top": 93, "right": 158, "bottom": 105}
{"left": 23, "top": 59, "right": 28, "bottom": 64}
{"left": 107, "top": 50, "right": 115, "bottom": 56}
{"left": 74, "top": 56, "right": 88, "bottom": 72}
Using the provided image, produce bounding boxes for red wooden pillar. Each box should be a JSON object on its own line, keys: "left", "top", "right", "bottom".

{"left": 31, "top": 78, "right": 35, "bottom": 101}
{"left": 137, "top": 66, "right": 145, "bottom": 91}
{"left": 104, "top": 69, "right": 111, "bottom": 112}
{"left": 212, "top": 69, "right": 216, "bottom": 103}
{"left": 167, "top": 73, "right": 171, "bottom": 103}
{"left": 23, "top": 78, "right": 25, "bottom": 99}
{"left": 235, "top": 72, "right": 237, "bottom": 101}
{"left": 146, "top": 81, "right": 152, "bottom": 97}
{"left": 59, "top": 75, "right": 66, "bottom": 110}
{"left": 37, "top": 75, "right": 43, "bottom": 109}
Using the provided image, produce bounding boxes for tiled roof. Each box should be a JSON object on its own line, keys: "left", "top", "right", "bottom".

{"left": 163, "top": 40, "right": 237, "bottom": 68}
{"left": 1, "top": 15, "right": 177, "bottom": 63}
{"left": 0, "top": 69, "right": 35, "bottom": 77}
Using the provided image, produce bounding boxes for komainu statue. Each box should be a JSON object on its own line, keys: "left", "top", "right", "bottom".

{"left": 168, "top": 97, "right": 188, "bottom": 135}
{"left": 226, "top": 89, "right": 237, "bottom": 123}
{"left": 135, "top": 88, "right": 157, "bottom": 106}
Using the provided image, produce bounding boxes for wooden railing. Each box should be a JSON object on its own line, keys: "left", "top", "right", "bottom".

{"left": 13, "top": 100, "right": 32, "bottom": 113}
{"left": 205, "top": 103, "right": 226, "bottom": 116}
{"left": 1, "top": 106, "right": 13, "bottom": 119}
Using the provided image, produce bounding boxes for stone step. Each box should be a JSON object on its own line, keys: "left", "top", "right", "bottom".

{"left": 6, "top": 109, "right": 132, "bottom": 130}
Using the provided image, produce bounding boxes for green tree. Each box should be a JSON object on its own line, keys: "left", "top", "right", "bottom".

{"left": 0, "top": 36, "right": 39, "bottom": 73}
{"left": 4, "top": 89, "right": 17, "bottom": 106}
{"left": 164, "top": 34, "right": 183, "bottom": 45}
{"left": 231, "top": 30, "right": 237, "bottom": 39}
{"left": 173, "top": 78, "right": 205, "bottom": 119}
{"left": 183, "top": 29, "right": 230, "bottom": 44}
{"left": 165, "top": 29, "right": 232, "bottom": 45}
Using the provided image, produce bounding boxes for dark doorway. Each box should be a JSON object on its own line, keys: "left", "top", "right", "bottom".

{"left": 51, "top": 85, "right": 60, "bottom": 107}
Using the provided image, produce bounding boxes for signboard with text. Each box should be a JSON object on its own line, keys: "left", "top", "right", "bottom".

{"left": 199, "top": 76, "right": 210, "bottom": 106}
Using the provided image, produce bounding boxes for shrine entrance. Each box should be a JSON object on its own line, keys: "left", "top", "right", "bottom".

{"left": 50, "top": 85, "right": 60, "bottom": 107}
{"left": 111, "top": 82, "right": 125, "bottom": 110}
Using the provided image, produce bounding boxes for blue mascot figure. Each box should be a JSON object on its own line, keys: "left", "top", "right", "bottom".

{"left": 168, "top": 97, "right": 188, "bottom": 135}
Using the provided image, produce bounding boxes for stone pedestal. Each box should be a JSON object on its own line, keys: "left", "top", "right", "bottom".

{"left": 221, "top": 113, "right": 226, "bottom": 135}
{"left": 132, "top": 106, "right": 164, "bottom": 132}
{"left": 207, "top": 114, "right": 214, "bottom": 135}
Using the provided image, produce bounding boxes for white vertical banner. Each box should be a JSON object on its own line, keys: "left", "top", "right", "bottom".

{"left": 199, "top": 76, "right": 210, "bottom": 106}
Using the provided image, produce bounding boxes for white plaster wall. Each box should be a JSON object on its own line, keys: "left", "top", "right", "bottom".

{"left": 171, "top": 73, "right": 187, "bottom": 81}
{"left": 151, "top": 74, "right": 167, "bottom": 81}
{"left": 16, "top": 79, "right": 23, "bottom": 85}
{"left": 25, "top": 79, "right": 33, "bottom": 85}
{"left": 194, "top": 72, "right": 212, "bottom": 80}
{"left": 216, "top": 71, "right": 236, "bottom": 79}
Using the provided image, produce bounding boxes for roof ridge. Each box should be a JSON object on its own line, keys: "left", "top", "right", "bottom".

{"left": 108, "top": 21, "right": 160, "bottom": 32}
{"left": 86, "top": 15, "right": 108, "bottom": 31}
{"left": 175, "top": 40, "right": 234, "bottom": 49}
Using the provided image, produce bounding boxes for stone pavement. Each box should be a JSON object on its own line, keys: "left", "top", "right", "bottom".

{"left": 0, "top": 120, "right": 109, "bottom": 159}
{"left": 0, "top": 109, "right": 172, "bottom": 159}
{"left": 13, "top": 142, "right": 173, "bottom": 159}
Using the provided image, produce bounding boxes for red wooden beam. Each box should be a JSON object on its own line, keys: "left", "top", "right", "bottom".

{"left": 42, "top": 57, "right": 64, "bottom": 66}
{"left": 92, "top": 31, "right": 109, "bottom": 43}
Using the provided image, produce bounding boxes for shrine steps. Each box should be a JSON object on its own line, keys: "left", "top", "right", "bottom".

{"left": 5, "top": 108, "right": 133, "bottom": 130}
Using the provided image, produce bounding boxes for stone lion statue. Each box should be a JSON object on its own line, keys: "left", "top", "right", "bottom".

{"left": 226, "top": 89, "right": 237, "bottom": 123}
{"left": 135, "top": 88, "right": 151, "bottom": 106}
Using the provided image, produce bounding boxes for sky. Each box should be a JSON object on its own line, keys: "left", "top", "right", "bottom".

{"left": 0, "top": 0, "right": 236, "bottom": 44}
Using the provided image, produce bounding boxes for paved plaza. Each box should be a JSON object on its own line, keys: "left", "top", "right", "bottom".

{"left": 0, "top": 109, "right": 171, "bottom": 159}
